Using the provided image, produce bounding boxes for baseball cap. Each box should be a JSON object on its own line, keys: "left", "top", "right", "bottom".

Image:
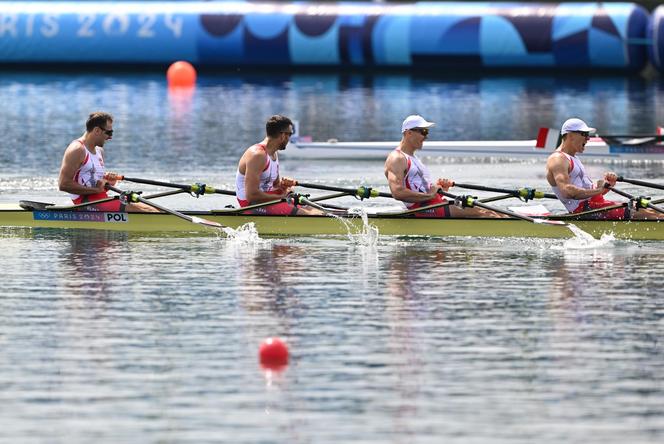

{"left": 560, "top": 118, "right": 596, "bottom": 135}
{"left": 402, "top": 115, "right": 435, "bottom": 133}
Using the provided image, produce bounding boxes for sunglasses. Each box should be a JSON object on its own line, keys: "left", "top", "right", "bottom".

{"left": 411, "top": 127, "right": 429, "bottom": 136}
{"left": 572, "top": 131, "right": 590, "bottom": 138}
{"left": 99, "top": 127, "right": 113, "bottom": 137}
{"left": 281, "top": 131, "right": 293, "bottom": 137}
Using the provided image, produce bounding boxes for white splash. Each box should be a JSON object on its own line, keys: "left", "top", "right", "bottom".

{"left": 345, "top": 207, "right": 379, "bottom": 246}
{"left": 550, "top": 223, "right": 615, "bottom": 250}
{"left": 219, "top": 222, "right": 271, "bottom": 246}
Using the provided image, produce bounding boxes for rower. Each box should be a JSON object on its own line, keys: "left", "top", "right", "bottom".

{"left": 58, "top": 111, "right": 157, "bottom": 212}
{"left": 546, "top": 117, "right": 664, "bottom": 220}
{"left": 384, "top": 115, "right": 505, "bottom": 218}
{"left": 235, "top": 115, "right": 323, "bottom": 215}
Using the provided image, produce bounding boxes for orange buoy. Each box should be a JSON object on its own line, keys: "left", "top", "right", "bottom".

{"left": 259, "top": 337, "right": 289, "bottom": 369}
{"left": 166, "top": 61, "right": 197, "bottom": 88}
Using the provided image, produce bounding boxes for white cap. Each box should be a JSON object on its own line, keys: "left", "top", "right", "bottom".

{"left": 402, "top": 115, "right": 435, "bottom": 133}
{"left": 561, "top": 118, "right": 596, "bottom": 135}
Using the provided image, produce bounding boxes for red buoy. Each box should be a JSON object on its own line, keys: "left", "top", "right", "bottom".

{"left": 166, "top": 61, "right": 197, "bottom": 88}
{"left": 259, "top": 337, "right": 289, "bottom": 369}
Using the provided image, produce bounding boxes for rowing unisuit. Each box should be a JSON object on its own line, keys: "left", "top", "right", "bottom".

{"left": 396, "top": 148, "right": 449, "bottom": 217}
{"left": 70, "top": 139, "right": 124, "bottom": 212}
{"left": 551, "top": 151, "right": 627, "bottom": 219}
{"left": 236, "top": 143, "right": 297, "bottom": 215}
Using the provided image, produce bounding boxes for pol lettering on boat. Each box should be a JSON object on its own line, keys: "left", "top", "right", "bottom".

{"left": 105, "top": 212, "right": 128, "bottom": 223}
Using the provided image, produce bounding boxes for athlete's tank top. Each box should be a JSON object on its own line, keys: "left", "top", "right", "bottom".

{"left": 69, "top": 139, "right": 105, "bottom": 201}
{"left": 235, "top": 143, "right": 280, "bottom": 202}
{"left": 396, "top": 148, "right": 432, "bottom": 209}
{"left": 551, "top": 151, "right": 594, "bottom": 212}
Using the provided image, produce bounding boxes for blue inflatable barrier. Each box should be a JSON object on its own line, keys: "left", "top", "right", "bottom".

{"left": 0, "top": 2, "right": 653, "bottom": 71}
{"left": 649, "top": 5, "right": 664, "bottom": 70}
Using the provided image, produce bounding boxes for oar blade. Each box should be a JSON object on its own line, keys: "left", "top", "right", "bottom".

{"left": 533, "top": 218, "right": 567, "bottom": 226}
{"left": 191, "top": 216, "right": 223, "bottom": 228}
{"left": 19, "top": 200, "right": 53, "bottom": 211}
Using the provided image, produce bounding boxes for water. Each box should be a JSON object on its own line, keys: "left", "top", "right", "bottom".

{"left": 0, "top": 69, "right": 663, "bottom": 443}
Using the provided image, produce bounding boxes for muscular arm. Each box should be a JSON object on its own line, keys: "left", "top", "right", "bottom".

{"left": 384, "top": 152, "right": 438, "bottom": 203}
{"left": 243, "top": 150, "right": 287, "bottom": 203}
{"left": 546, "top": 154, "right": 604, "bottom": 200}
{"left": 58, "top": 143, "right": 106, "bottom": 195}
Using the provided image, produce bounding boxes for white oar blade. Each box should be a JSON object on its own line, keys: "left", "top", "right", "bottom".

{"left": 191, "top": 216, "right": 223, "bottom": 228}
{"left": 534, "top": 219, "right": 566, "bottom": 226}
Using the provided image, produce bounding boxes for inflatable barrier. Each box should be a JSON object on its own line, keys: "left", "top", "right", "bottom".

{"left": 649, "top": 5, "right": 664, "bottom": 70}
{"left": 0, "top": 2, "right": 656, "bottom": 71}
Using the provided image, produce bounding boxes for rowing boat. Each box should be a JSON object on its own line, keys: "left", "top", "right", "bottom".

{"left": 283, "top": 136, "right": 664, "bottom": 160}
{"left": 1, "top": 203, "right": 661, "bottom": 240}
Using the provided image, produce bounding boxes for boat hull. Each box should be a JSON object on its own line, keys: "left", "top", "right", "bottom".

{"left": 0, "top": 205, "right": 661, "bottom": 240}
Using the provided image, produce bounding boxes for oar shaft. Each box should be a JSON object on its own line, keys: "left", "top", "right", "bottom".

{"left": 106, "top": 185, "right": 223, "bottom": 227}
{"left": 120, "top": 176, "right": 236, "bottom": 196}
{"left": 452, "top": 182, "right": 556, "bottom": 199}
{"left": 606, "top": 185, "right": 664, "bottom": 214}
{"left": 617, "top": 177, "right": 664, "bottom": 191}
{"left": 438, "top": 190, "right": 547, "bottom": 223}
{"left": 296, "top": 182, "right": 392, "bottom": 198}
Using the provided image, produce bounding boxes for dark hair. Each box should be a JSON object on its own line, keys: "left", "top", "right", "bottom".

{"left": 265, "top": 115, "right": 293, "bottom": 138}
{"left": 86, "top": 112, "right": 113, "bottom": 132}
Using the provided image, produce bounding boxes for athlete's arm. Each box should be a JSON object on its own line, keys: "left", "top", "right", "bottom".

{"left": 58, "top": 143, "right": 106, "bottom": 195}
{"left": 384, "top": 152, "right": 439, "bottom": 202}
{"left": 244, "top": 150, "right": 287, "bottom": 203}
{"left": 546, "top": 154, "right": 603, "bottom": 200}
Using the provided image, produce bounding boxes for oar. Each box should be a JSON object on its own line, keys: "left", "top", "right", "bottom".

{"left": 297, "top": 196, "right": 347, "bottom": 216}
{"left": 374, "top": 193, "right": 514, "bottom": 217}
{"left": 296, "top": 182, "right": 392, "bottom": 199}
{"left": 19, "top": 189, "right": 187, "bottom": 211}
{"left": 549, "top": 197, "right": 664, "bottom": 220}
{"left": 106, "top": 185, "right": 224, "bottom": 228}
{"left": 113, "top": 175, "right": 236, "bottom": 197}
{"left": 437, "top": 190, "right": 566, "bottom": 225}
{"left": 210, "top": 191, "right": 347, "bottom": 214}
{"left": 617, "top": 176, "right": 664, "bottom": 192}
{"left": 451, "top": 182, "right": 556, "bottom": 201}
{"left": 605, "top": 185, "right": 664, "bottom": 214}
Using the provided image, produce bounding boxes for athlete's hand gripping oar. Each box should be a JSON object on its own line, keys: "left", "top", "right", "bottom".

{"left": 605, "top": 185, "right": 664, "bottom": 214}
{"left": 295, "top": 182, "right": 392, "bottom": 199}
{"left": 107, "top": 174, "right": 236, "bottom": 197}
{"left": 105, "top": 185, "right": 224, "bottom": 228}
{"left": 437, "top": 190, "right": 566, "bottom": 225}
{"left": 617, "top": 176, "right": 664, "bottom": 192}
{"left": 451, "top": 182, "right": 557, "bottom": 201}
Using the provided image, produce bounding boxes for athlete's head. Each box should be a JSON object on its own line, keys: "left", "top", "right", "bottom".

{"left": 266, "top": 115, "right": 294, "bottom": 150}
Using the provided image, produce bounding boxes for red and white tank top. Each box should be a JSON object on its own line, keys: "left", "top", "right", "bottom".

{"left": 235, "top": 143, "right": 280, "bottom": 202}
{"left": 551, "top": 151, "right": 594, "bottom": 212}
{"left": 395, "top": 149, "right": 432, "bottom": 209}
{"left": 70, "top": 139, "right": 105, "bottom": 201}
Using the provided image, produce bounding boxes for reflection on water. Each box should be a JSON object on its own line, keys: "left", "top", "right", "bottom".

{"left": 0, "top": 231, "right": 663, "bottom": 441}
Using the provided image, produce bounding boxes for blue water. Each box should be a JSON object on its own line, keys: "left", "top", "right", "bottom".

{"left": 0, "top": 70, "right": 663, "bottom": 443}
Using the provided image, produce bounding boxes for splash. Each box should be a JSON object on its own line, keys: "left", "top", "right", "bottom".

{"left": 219, "top": 222, "right": 271, "bottom": 246}
{"left": 344, "top": 207, "right": 379, "bottom": 246}
{"left": 551, "top": 223, "right": 615, "bottom": 250}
